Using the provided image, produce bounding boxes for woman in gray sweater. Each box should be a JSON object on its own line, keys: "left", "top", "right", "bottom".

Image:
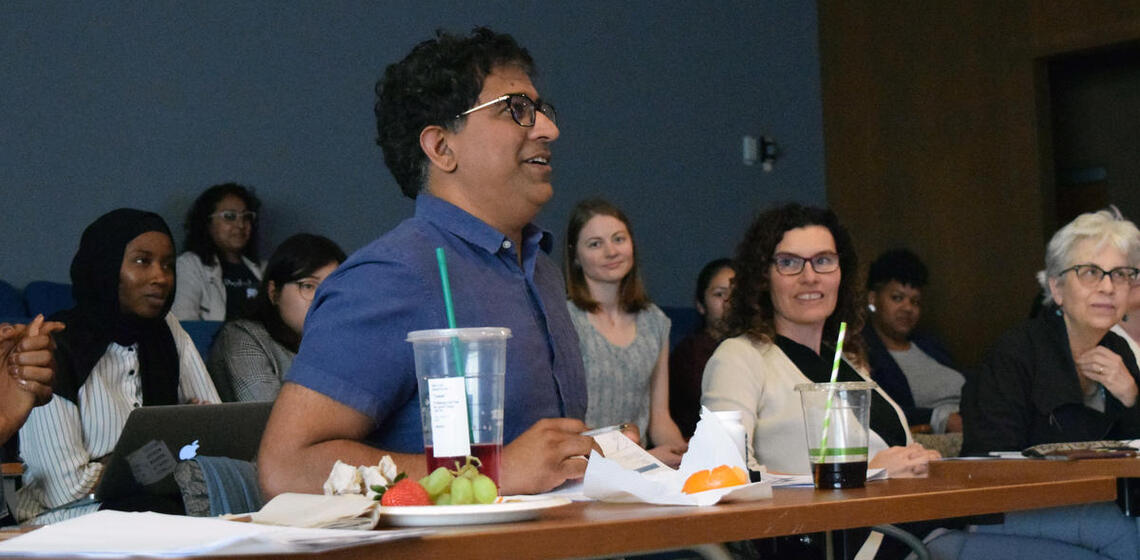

{"left": 207, "top": 234, "right": 344, "bottom": 402}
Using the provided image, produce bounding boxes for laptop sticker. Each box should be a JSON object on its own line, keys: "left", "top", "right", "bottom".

{"left": 126, "top": 440, "right": 177, "bottom": 486}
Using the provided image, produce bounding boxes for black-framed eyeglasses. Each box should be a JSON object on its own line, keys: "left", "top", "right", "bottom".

{"left": 209, "top": 210, "right": 257, "bottom": 224}
{"left": 457, "top": 93, "right": 557, "bottom": 127}
{"left": 1058, "top": 264, "right": 1140, "bottom": 287}
{"left": 772, "top": 252, "right": 840, "bottom": 276}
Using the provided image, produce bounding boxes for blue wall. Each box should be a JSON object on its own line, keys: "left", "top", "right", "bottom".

{"left": 1, "top": 1, "right": 825, "bottom": 306}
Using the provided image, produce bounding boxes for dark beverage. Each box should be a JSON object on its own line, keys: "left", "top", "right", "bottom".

{"left": 812, "top": 461, "right": 867, "bottom": 489}
{"left": 425, "top": 442, "right": 502, "bottom": 486}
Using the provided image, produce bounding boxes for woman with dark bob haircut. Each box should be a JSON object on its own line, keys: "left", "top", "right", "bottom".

{"left": 173, "top": 183, "right": 264, "bottom": 321}
{"left": 208, "top": 234, "right": 345, "bottom": 402}
{"left": 701, "top": 203, "right": 938, "bottom": 478}
{"left": 564, "top": 198, "right": 687, "bottom": 466}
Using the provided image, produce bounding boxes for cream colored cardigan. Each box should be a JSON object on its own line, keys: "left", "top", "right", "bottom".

{"left": 701, "top": 335, "right": 912, "bottom": 474}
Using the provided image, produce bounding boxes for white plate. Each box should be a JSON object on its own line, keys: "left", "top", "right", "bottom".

{"left": 378, "top": 496, "right": 571, "bottom": 527}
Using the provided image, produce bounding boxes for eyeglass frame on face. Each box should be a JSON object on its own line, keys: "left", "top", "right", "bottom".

{"left": 1057, "top": 263, "right": 1140, "bottom": 287}
{"left": 209, "top": 210, "right": 257, "bottom": 224}
{"left": 771, "top": 252, "right": 841, "bottom": 276}
{"left": 289, "top": 279, "right": 321, "bottom": 302}
{"left": 456, "top": 93, "right": 557, "bottom": 128}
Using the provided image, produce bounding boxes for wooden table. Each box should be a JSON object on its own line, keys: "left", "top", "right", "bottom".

{"left": 244, "top": 458, "right": 1138, "bottom": 559}
{"left": 5, "top": 458, "right": 1136, "bottom": 559}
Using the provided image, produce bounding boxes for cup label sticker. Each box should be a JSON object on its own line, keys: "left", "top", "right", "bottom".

{"left": 428, "top": 377, "right": 472, "bottom": 458}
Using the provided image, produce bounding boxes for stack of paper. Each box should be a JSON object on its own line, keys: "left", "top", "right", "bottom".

{"left": 0, "top": 510, "right": 430, "bottom": 557}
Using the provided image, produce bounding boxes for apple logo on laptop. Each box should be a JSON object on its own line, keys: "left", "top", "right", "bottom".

{"left": 179, "top": 440, "right": 200, "bottom": 461}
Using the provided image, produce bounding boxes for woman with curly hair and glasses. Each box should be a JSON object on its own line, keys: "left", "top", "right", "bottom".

{"left": 173, "top": 183, "right": 263, "bottom": 321}
{"left": 701, "top": 203, "right": 937, "bottom": 478}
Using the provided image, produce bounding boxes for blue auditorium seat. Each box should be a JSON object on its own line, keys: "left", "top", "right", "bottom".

{"left": 180, "top": 320, "right": 225, "bottom": 362}
{"left": 0, "top": 280, "right": 28, "bottom": 322}
{"left": 660, "top": 306, "right": 701, "bottom": 350}
{"left": 23, "top": 281, "right": 75, "bottom": 318}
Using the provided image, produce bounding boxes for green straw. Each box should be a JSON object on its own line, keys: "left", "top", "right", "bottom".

{"left": 435, "top": 247, "right": 475, "bottom": 445}
{"left": 817, "top": 321, "right": 848, "bottom": 461}
{"left": 434, "top": 247, "right": 465, "bottom": 376}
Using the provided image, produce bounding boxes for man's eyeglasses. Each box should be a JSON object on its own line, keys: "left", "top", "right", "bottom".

{"left": 772, "top": 252, "right": 840, "bottom": 276}
{"left": 457, "top": 93, "right": 557, "bottom": 127}
{"left": 209, "top": 210, "right": 257, "bottom": 224}
{"left": 1058, "top": 264, "right": 1140, "bottom": 287}
{"left": 291, "top": 280, "right": 321, "bottom": 302}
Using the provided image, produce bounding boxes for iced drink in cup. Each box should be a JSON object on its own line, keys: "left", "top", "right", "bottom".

{"left": 794, "top": 381, "right": 875, "bottom": 489}
{"left": 408, "top": 327, "right": 509, "bottom": 485}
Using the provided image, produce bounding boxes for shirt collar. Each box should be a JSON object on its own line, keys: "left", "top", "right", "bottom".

{"left": 415, "top": 193, "right": 552, "bottom": 255}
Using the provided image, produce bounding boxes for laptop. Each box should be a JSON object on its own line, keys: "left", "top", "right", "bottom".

{"left": 94, "top": 401, "right": 273, "bottom": 502}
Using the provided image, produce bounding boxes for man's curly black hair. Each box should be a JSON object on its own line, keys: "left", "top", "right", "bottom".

{"left": 374, "top": 27, "right": 535, "bottom": 198}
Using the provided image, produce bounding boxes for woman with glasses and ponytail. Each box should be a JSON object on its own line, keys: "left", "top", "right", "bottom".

{"left": 173, "top": 183, "right": 264, "bottom": 321}
{"left": 207, "top": 234, "right": 345, "bottom": 402}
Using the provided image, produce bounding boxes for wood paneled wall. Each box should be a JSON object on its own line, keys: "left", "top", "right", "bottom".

{"left": 818, "top": 1, "right": 1140, "bottom": 366}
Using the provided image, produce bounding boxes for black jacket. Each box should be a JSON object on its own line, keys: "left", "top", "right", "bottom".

{"left": 961, "top": 312, "right": 1140, "bottom": 456}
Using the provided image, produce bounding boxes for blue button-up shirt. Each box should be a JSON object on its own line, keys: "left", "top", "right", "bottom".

{"left": 287, "top": 194, "right": 587, "bottom": 452}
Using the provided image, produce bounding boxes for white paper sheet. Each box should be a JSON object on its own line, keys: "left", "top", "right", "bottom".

{"left": 251, "top": 493, "right": 380, "bottom": 529}
{"left": 582, "top": 407, "right": 773, "bottom": 505}
{"left": 0, "top": 510, "right": 430, "bottom": 557}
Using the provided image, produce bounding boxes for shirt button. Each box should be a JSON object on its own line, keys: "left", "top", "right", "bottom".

{"left": 133, "top": 402, "right": 141, "bottom": 408}
{"left": 128, "top": 370, "right": 134, "bottom": 376}
{"left": 502, "top": 240, "right": 513, "bottom": 250}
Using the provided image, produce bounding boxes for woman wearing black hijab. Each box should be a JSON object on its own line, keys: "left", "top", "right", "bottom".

{"left": 14, "top": 209, "right": 219, "bottom": 523}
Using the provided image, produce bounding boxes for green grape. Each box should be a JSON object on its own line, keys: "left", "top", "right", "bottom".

{"left": 434, "top": 492, "right": 451, "bottom": 505}
{"left": 472, "top": 474, "right": 498, "bottom": 504}
{"left": 450, "top": 476, "right": 474, "bottom": 505}
{"left": 422, "top": 467, "right": 454, "bottom": 498}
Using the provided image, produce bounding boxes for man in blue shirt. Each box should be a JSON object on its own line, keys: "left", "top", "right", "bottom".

{"left": 258, "top": 28, "right": 592, "bottom": 497}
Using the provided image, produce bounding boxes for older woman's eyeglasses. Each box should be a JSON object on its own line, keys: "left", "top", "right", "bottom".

{"left": 457, "top": 93, "right": 557, "bottom": 127}
{"left": 772, "top": 252, "right": 840, "bottom": 276}
{"left": 291, "top": 280, "right": 320, "bottom": 302}
{"left": 1059, "top": 264, "right": 1140, "bottom": 286}
{"left": 209, "top": 210, "right": 257, "bottom": 224}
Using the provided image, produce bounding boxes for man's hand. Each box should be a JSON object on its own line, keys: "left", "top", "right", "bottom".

{"left": 0, "top": 316, "right": 65, "bottom": 443}
{"left": 5, "top": 316, "right": 65, "bottom": 406}
{"left": 499, "top": 418, "right": 594, "bottom": 495}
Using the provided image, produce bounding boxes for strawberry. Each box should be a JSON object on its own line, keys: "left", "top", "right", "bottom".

{"left": 380, "top": 478, "right": 432, "bottom": 506}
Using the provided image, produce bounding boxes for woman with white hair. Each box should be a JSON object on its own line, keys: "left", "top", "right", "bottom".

{"left": 927, "top": 209, "right": 1140, "bottom": 560}
{"left": 961, "top": 208, "right": 1140, "bottom": 455}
